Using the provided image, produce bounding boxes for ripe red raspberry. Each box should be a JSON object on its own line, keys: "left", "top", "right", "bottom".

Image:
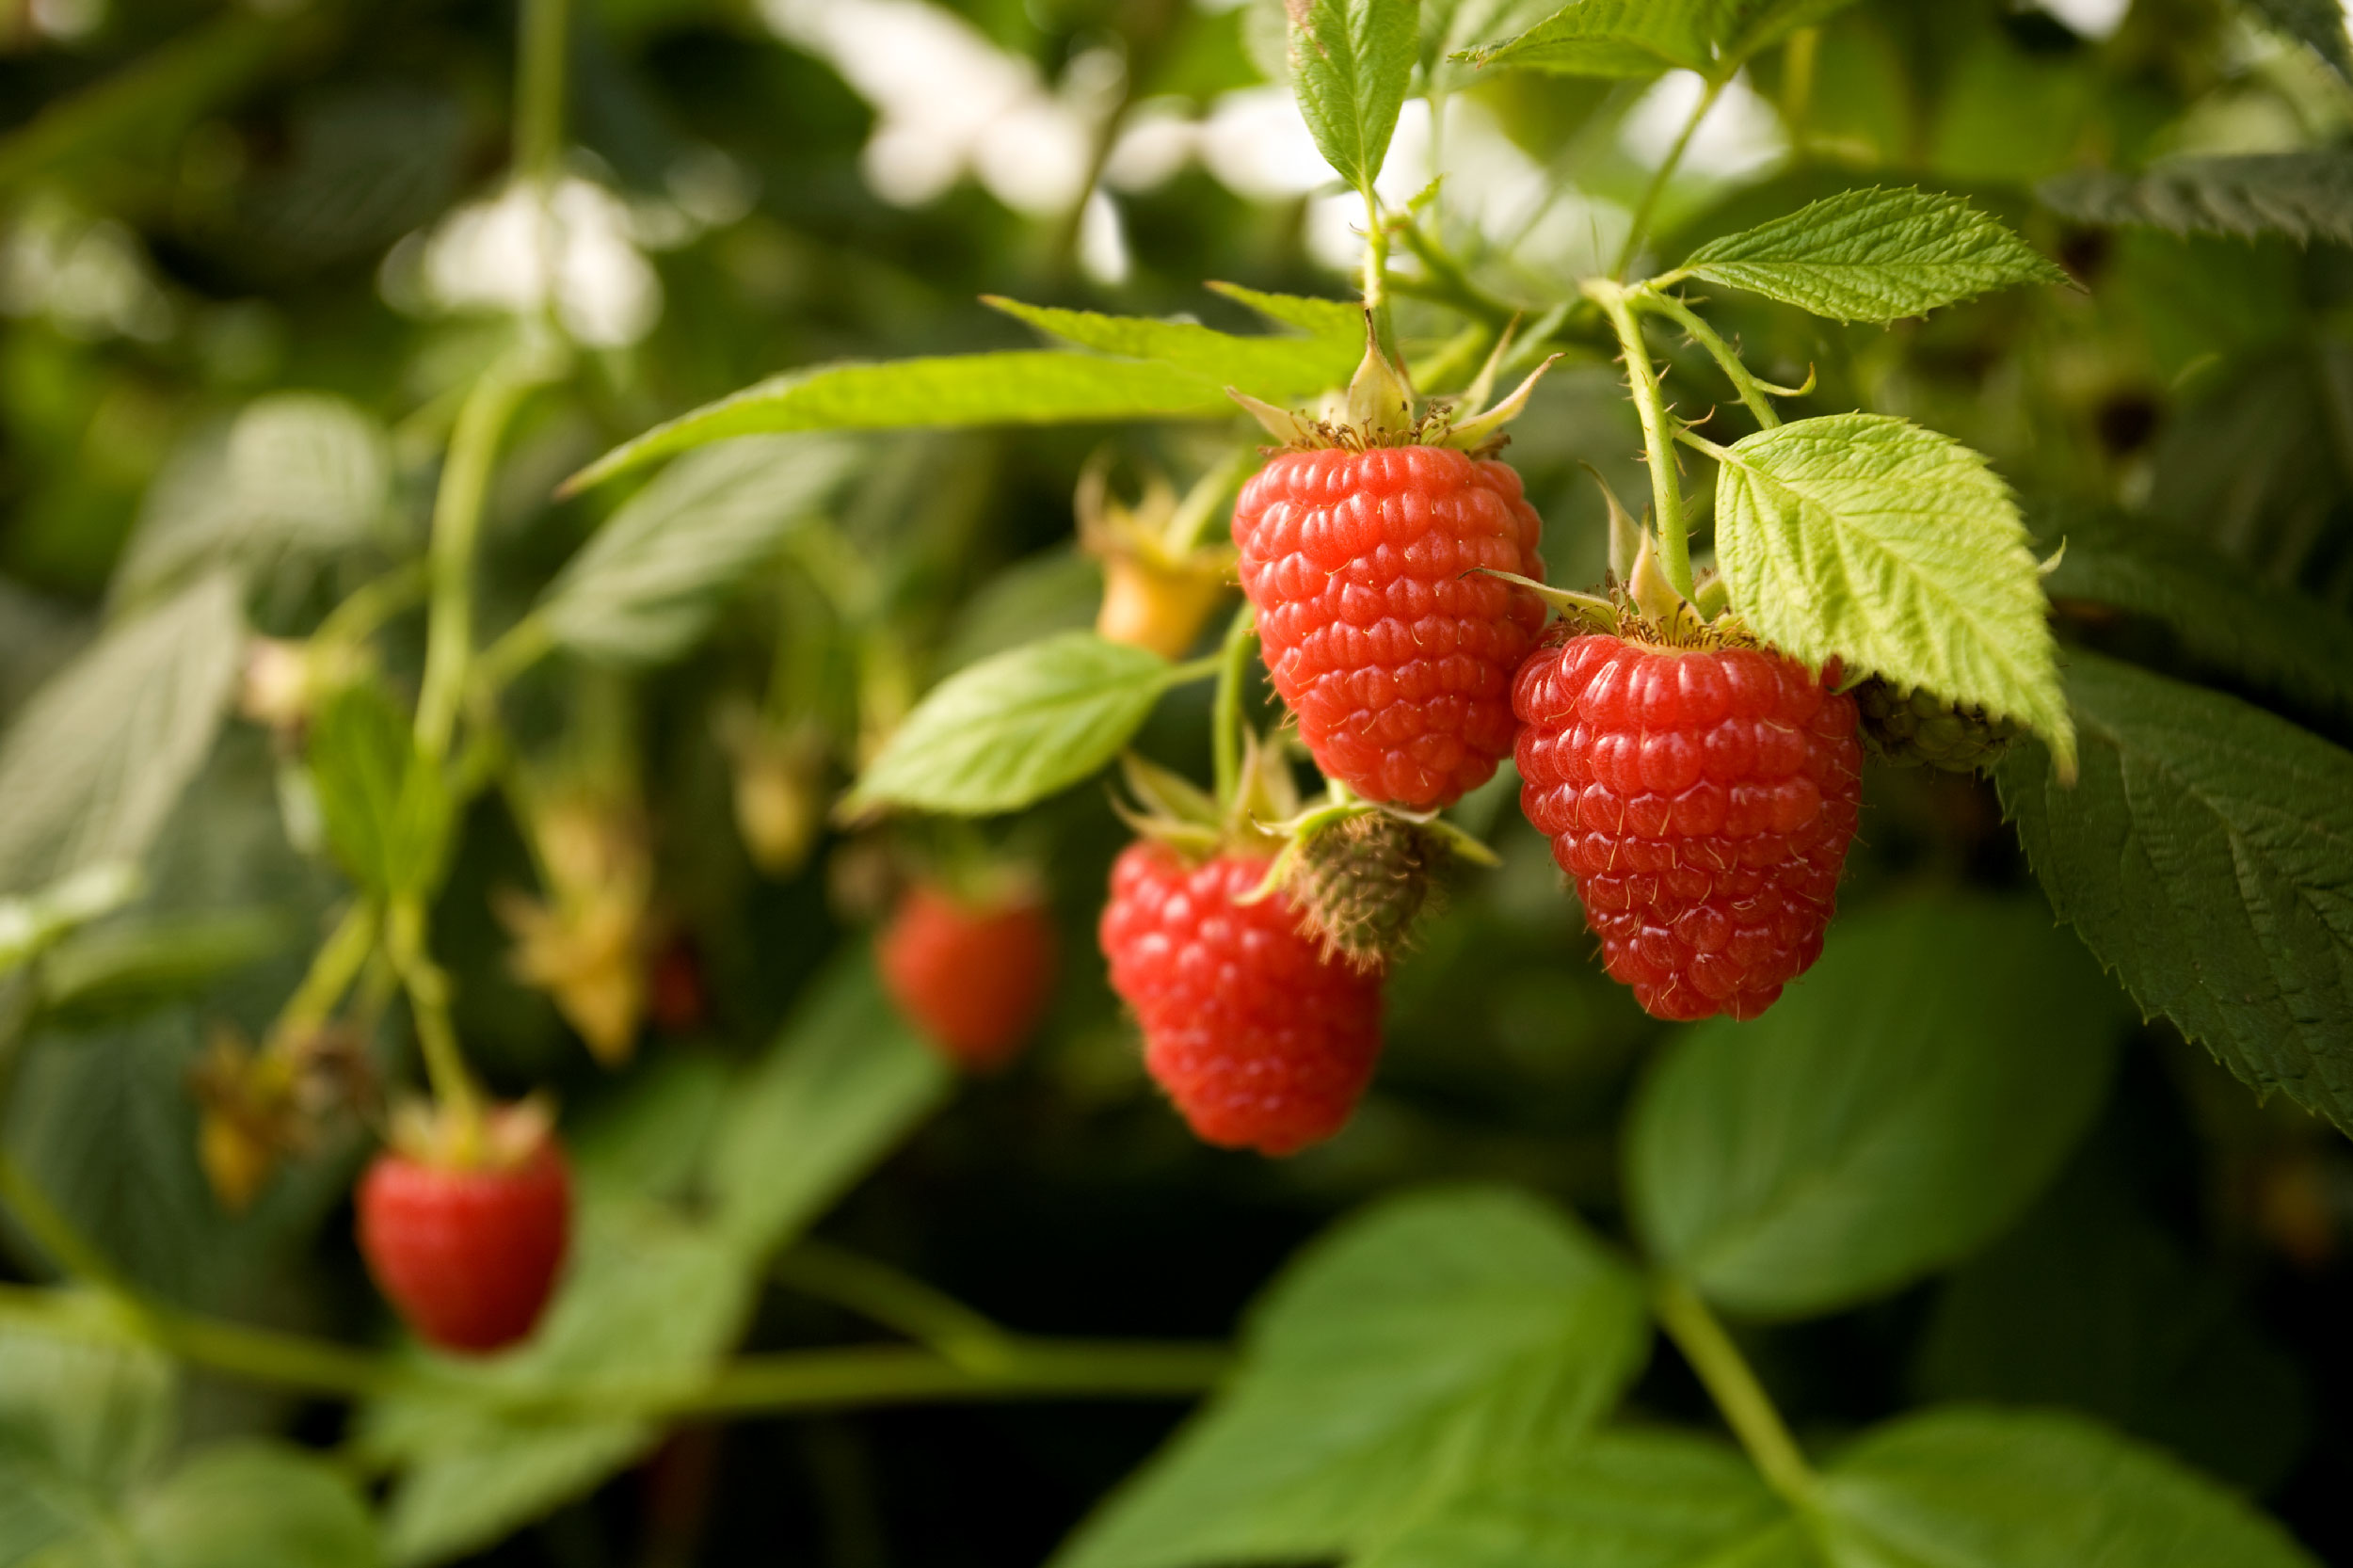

{"left": 878, "top": 884, "right": 1056, "bottom": 1070}
{"left": 1513, "top": 633, "right": 1862, "bottom": 1022}
{"left": 1098, "top": 841, "right": 1383, "bottom": 1155}
{"left": 357, "top": 1138, "right": 570, "bottom": 1354}
{"left": 1232, "top": 445, "right": 1546, "bottom": 809}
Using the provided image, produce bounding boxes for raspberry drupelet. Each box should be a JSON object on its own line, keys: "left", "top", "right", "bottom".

{"left": 1513, "top": 632, "right": 1863, "bottom": 1022}
{"left": 1099, "top": 841, "right": 1383, "bottom": 1156}
{"left": 1232, "top": 445, "right": 1548, "bottom": 810}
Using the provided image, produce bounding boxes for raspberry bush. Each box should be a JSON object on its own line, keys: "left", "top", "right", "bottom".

{"left": 0, "top": 0, "right": 2349, "bottom": 1562}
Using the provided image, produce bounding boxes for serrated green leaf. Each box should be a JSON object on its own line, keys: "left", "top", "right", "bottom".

{"left": 1711, "top": 413, "right": 2075, "bottom": 776}
{"left": 541, "top": 434, "right": 860, "bottom": 665}
{"left": 125, "top": 1443, "right": 380, "bottom": 1568}
{"left": 1996, "top": 652, "right": 2353, "bottom": 1139}
{"left": 1916, "top": 1156, "right": 2311, "bottom": 1495}
{"left": 1420, "top": 0, "right": 1564, "bottom": 89}
{"left": 0, "top": 572, "right": 245, "bottom": 897}
{"left": 2040, "top": 152, "right": 2353, "bottom": 247}
{"left": 1357, "top": 1429, "right": 1806, "bottom": 1568}
{"left": 703, "top": 951, "right": 950, "bottom": 1256}
{"left": 2040, "top": 506, "right": 2353, "bottom": 726}
{"left": 1205, "top": 281, "right": 1367, "bottom": 344}
{"left": 1287, "top": 0, "right": 1419, "bottom": 193}
{"left": 1055, "top": 1187, "right": 1650, "bottom": 1568}
{"left": 984, "top": 298, "right": 1357, "bottom": 403}
{"left": 1814, "top": 1407, "right": 2318, "bottom": 1568}
{"left": 1679, "top": 188, "right": 2071, "bottom": 323}
{"left": 1629, "top": 901, "right": 2124, "bottom": 1320}
{"left": 564, "top": 355, "right": 1231, "bottom": 493}
{"left": 372, "top": 1204, "right": 758, "bottom": 1567}
{"left": 306, "top": 682, "right": 450, "bottom": 899}
{"left": 0, "top": 1325, "right": 174, "bottom": 1498}
{"left": 2238, "top": 0, "right": 2352, "bottom": 82}
{"left": 1452, "top": 0, "right": 1718, "bottom": 78}
{"left": 846, "top": 632, "right": 1180, "bottom": 817}
{"left": 112, "top": 393, "right": 391, "bottom": 611}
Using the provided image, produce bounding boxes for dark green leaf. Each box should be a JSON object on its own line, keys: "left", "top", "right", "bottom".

{"left": 1451, "top": 0, "right": 1718, "bottom": 78}
{"left": 2041, "top": 152, "right": 2353, "bottom": 246}
{"left": 984, "top": 298, "right": 1357, "bottom": 402}
{"left": 1287, "top": 0, "right": 1420, "bottom": 192}
{"left": 1357, "top": 1429, "right": 1807, "bottom": 1568}
{"left": 2040, "top": 507, "right": 2353, "bottom": 726}
{"left": 1814, "top": 1407, "right": 2318, "bottom": 1568}
{"left": 306, "top": 682, "right": 450, "bottom": 899}
{"left": 1680, "top": 188, "right": 2072, "bottom": 322}
{"left": 34, "top": 906, "right": 290, "bottom": 1025}
{"left": 1628, "top": 900, "right": 2124, "bottom": 1319}
{"left": 1996, "top": 652, "right": 2353, "bottom": 1137}
{"left": 2238, "top": 0, "right": 2352, "bottom": 82}
{"left": 564, "top": 355, "right": 1231, "bottom": 493}
{"left": 1055, "top": 1187, "right": 1650, "bottom": 1568}
{"left": 703, "top": 951, "right": 950, "bottom": 1256}
{"left": 128, "top": 1443, "right": 380, "bottom": 1568}
{"left": 0, "top": 572, "right": 245, "bottom": 897}
{"left": 845, "top": 632, "right": 1180, "bottom": 817}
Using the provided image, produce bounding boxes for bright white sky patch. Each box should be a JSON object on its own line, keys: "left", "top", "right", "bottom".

{"left": 1622, "top": 71, "right": 1787, "bottom": 182}
{"left": 2037, "top": 0, "right": 2132, "bottom": 39}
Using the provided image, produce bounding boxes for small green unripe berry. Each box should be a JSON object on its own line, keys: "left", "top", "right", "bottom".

{"left": 1855, "top": 678, "right": 2019, "bottom": 773}
{"left": 1291, "top": 814, "right": 1438, "bottom": 971}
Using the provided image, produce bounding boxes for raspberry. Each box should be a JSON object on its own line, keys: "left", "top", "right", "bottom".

{"left": 1098, "top": 841, "right": 1383, "bottom": 1155}
{"left": 1854, "top": 677, "right": 2020, "bottom": 773}
{"left": 1513, "top": 633, "right": 1862, "bottom": 1022}
{"left": 878, "top": 884, "right": 1056, "bottom": 1070}
{"left": 1290, "top": 812, "right": 1438, "bottom": 970}
{"left": 1232, "top": 445, "right": 1546, "bottom": 809}
{"left": 357, "top": 1134, "right": 570, "bottom": 1354}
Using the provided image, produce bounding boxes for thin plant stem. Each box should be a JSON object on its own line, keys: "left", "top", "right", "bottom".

{"left": 1587, "top": 281, "right": 1694, "bottom": 600}
{"left": 1613, "top": 73, "right": 1728, "bottom": 280}
{"left": 1210, "top": 601, "right": 1259, "bottom": 808}
{"left": 1652, "top": 1276, "right": 1814, "bottom": 1502}
{"left": 386, "top": 897, "right": 480, "bottom": 1123}
{"left": 1362, "top": 185, "right": 1397, "bottom": 360}
{"left": 0, "top": 1152, "right": 127, "bottom": 1291}
{"left": 415, "top": 365, "right": 537, "bottom": 763}
{"left": 1637, "top": 291, "right": 1783, "bottom": 430}
{"left": 267, "top": 900, "right": 380, "bottom": 1048}
{"left": 775, "top": 1240, "right": 1019, "bottom": 1372}
{"left": 513, "top": 0, "right": 571, "bottom": 183}
{"left": 312, "top": 561, "right": 429, "bottom": 650}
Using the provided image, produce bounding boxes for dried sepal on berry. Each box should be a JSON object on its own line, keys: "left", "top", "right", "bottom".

{"left": 1229, "top": 312, "right": 1561, "bottom": 456}
{"left": 190, "top": 1022, "right": 378, "bottom": 1211}
{"left": 1077, "top": 451, "right": 1239, "bottom": 661}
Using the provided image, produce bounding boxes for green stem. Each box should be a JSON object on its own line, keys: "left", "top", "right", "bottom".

{"left": 1636, "top": 290, "right": 1782, "bottom": 430}
{"left": 1653, "top": 1277, "right": 1814, "bottom": 1501}
{"left": 415, "top": 366, "right": 537, "bottom": 763}
{"left": 1362, "top": 185, "right": 1397, "bottom": 362}
{"left": 267, "top": 900, "right": 380, "bottom": 1048}
{"left": 1390, "top": 216, "right": 1518, "bottom": 331}
{"left": 1612, "top": 73, "right": 1728, "bottom": 280}
{"left": 775, "top": 1240, "right": 1020, "bottom": 1373}
{"left": 472, "top": 612, "right": 555, "bottom": 698}
{"left": 385, "top": 898, "right": 480, "bottom": 1123}
{"left": 312, "top": 561, "right": 429, "bottom": 651}
{"left": 513, "top": 0, "right": 571, "bottom": 183}
{"left": 1210, "top": 600, "right": 1259, "bottom": 809}
{"left": 1587, "top": 281, "right": 1694, "bottom": 600}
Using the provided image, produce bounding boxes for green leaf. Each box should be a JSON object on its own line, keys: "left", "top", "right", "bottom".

{"left": 845, "top": 632, "right": 1181, "bottom": 817}
{"left": 2238, "top": 0, "right": 2352, "bottom": 82}
{"left": 703, "top": 950, "right": 951, "bottom": 1255}
{"left": 35, "top": 906, "right": 290, "bottom": 1025}
{"left": 564, "top": 355, "right": 1230, "bottom": 493}
{"left": 1451, "top": 0, "right": 1719, "bottom": 78}
{"left": 2039, "top": 507, "right": 2353, "bottom": 726}
{"left": 2040, "top": 152, "right": 2353, "bottom": 247}
{"left": 1916, "top": 1155, "right": 2311, "bottom": 1495}
{"left": 566, "top": 1050, "right": 731, "bottom": 1205}
{"left": 1286, "top": 0, "right": 1420, "bottom": 192}
{"left": 0, "top": 865, "right": 143, "bottom": 981}
{"left": 306, "top": 682, "right": 451, "bottom": 899}
{"left": 1205, "top": 281, "right": 1367, "bottom": 345}
{"left": 1419, "top": 0, "right": 1565, "bottom": 89}
{"left": 1357, "top": 1429, "right": 1808, "bottom": 1568}
{"left": 1995, "top": 652, "right": 2353, "bottom": 1138}
{"left": 1054, "top": 1187, "right": 1650, "bottom": 1568}
{"left": 0, "top": 1324, "right": 174, "bottom": 1497}
{"left": 541, "top": 434, "right": 861, "bottom": 665}
{"left": 1813, "top": 1407, "right": 2318, "bottom": 1568}
{"left": 984, "top": 298, "right": 1358, "bottom": 403}
{"left": 113, "top": 392, "right": 391, "bottom": 610}
{"left": 372, "top": 1203, "right": 759, "bottom": 1567}
{"left": 126, "top": 1443, "right": 379, "bottom": 1568}
{"left": 1679, "top": 188, "right": 2072, "bottom": 324}
{"left": 1628, "top": 900, "right": 2124, "bottom": 1319}
{"left": 0, "top": 1432, "right": 96, "bottom": 1567}
{"left": 0, "top": 572, "right": 246, "bottom": 897}
{"left": 1716, "top": 0, "right": 1864, "bottom": 62}
{"left": 1711, "top": 413, "right": 2075, "bottom": 776}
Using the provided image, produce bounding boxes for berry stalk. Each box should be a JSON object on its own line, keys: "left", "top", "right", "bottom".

{"left": 1586, "top": 280, "right": 1695, "bottom": 601}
